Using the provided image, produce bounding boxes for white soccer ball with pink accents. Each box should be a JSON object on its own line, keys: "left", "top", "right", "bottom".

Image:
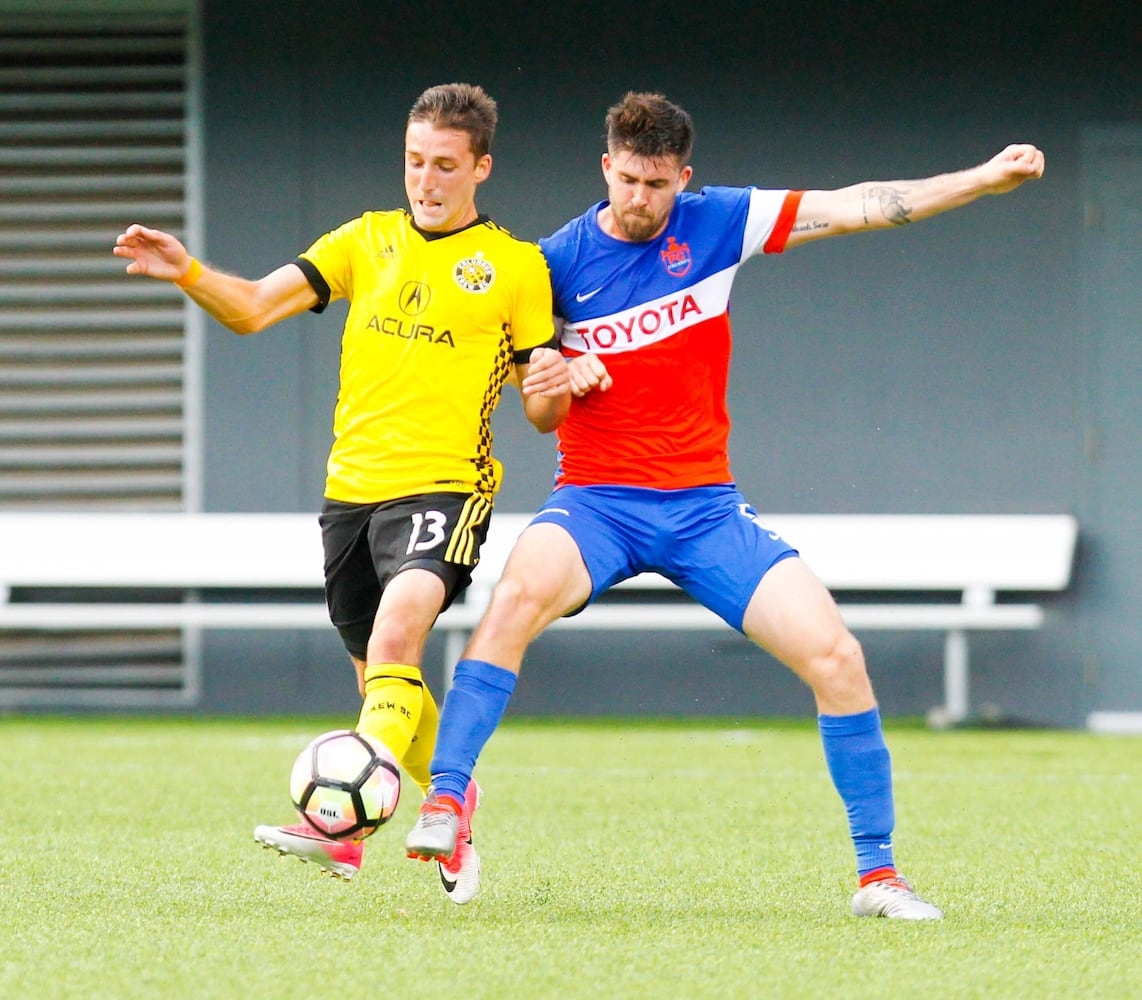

{"left": 289, "top": 729, "right": 401, "bottom": 841}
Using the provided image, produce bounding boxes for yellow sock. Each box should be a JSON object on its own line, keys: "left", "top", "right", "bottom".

{"left": 400, "top": 681, "right": 439, "bottom": 796}
{"left": 356, "top": 663, "right": 426, "bottom": 761}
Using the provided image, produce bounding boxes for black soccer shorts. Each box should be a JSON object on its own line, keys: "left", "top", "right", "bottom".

{"left": 319, "top": 492, "right": 492, "bottom": 660}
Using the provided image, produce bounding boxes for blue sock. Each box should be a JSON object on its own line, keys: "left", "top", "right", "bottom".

{"left": 819, "top": 706, "right": 896, "bottom": 878}
{"left": 429, "top": 659, "right": 517, "bottom": 805}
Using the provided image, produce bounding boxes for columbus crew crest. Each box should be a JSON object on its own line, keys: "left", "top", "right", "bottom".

{"left": 453, "top": 253, "right": 496, "bottom": 292}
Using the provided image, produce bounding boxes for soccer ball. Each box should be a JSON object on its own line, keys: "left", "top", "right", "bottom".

{"left": 289, "top": 729, "right": 401, "bottom": 841}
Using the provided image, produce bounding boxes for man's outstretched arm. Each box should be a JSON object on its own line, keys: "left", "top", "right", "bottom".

{"left": 113, "top": 223, "right": 317, "bottom": 334}
{"left": 784, "top": 143, "right": 1045, "bottom": 250}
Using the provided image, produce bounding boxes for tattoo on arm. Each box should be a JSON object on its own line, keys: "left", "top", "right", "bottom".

{"left": 791, "top": 220, "right": 830, "bottom": 234}
{"left": 863, "top": 185, "right": 913, "bottom": 226}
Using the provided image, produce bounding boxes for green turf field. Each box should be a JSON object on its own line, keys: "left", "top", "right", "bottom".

{"left": 2, "top": 716, "right": 1138, "bottom": 999}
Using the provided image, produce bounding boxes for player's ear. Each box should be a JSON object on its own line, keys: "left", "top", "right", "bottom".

{"left": 677, "top": 163, "right": 693, "bottom": 192}
{"left": 601, "top": 152, "right": 611, "bottom": 179}
{"left": 475, "top": 153, "right": 492, "bottom": 183}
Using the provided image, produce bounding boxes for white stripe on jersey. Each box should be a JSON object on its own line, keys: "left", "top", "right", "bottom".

{"left": 557, "top": 264, "right": 737, "bottom": 355}
{"left": 742, "top": 188, "right": 792, "bottom": 259}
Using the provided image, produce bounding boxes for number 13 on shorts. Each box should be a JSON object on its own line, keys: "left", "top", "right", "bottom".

{"left": 407, "top": 510, "right": 448, "bottom": 554}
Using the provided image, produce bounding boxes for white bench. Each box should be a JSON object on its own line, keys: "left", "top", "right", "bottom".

{"left": 0, "top": 511, "right": 1077, "bottom": 723}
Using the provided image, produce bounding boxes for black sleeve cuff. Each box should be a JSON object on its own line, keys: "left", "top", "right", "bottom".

{"left": 293, "top": 257, "right": 331, "bottom": 313}
{"left": 512, "top": 334, "right": 560, "bottom": 364}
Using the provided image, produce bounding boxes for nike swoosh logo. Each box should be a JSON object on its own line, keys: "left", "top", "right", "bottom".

{"left": 575, "top": 287, "right": 603, "bottom": 303}
{"left": 437, "top": 837, "right": 473, "bottom": 893}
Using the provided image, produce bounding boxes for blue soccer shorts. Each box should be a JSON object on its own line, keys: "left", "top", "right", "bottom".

{"left": 529, "top": 483, "right": 798, "bottom": 632}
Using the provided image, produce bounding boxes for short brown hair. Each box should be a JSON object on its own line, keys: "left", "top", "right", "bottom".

{"left": 604, "top": 92, "right": 694, "bottom": 164}
{"left": 408, "top": 83, "right": 498, "bottom": 159}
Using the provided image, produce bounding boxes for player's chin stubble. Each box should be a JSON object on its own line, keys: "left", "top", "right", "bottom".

{"left": 615, "top": 207, "right": 667, "bottom": 242}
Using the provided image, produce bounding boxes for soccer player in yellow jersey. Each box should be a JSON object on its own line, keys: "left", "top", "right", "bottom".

{"left": 114, "top": 83, "right": 570, "bottom": 902}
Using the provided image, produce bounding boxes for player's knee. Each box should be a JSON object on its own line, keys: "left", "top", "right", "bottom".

{"left": 487, "top": 575, "right": 534, "bottom": 621}
{"left": 808, "top": 630, "right": 869, "bottom": 699}
{"left": 365, "top": 616, "right": 423, "bottom": 665}
{"left": 484, "top": 573, "right": 556, "bottom": 637}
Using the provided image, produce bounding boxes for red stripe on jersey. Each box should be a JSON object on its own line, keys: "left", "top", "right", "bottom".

{"left": 763, "top": 190, "right": 805, "bottom": 254}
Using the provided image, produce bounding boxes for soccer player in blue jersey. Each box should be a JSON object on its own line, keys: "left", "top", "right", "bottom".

{"left": 406, "top": 91, "right": 1044, "bottom": 917}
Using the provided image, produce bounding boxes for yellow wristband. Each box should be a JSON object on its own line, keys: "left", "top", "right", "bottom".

{"left": 174, "top": 257, "right": 203, "bottom": 290}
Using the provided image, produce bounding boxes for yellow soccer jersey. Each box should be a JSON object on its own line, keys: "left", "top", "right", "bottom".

{"left": 297, "top": 211, "right": 554, "bottom": 504}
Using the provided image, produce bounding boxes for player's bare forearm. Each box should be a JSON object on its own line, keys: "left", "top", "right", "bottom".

{"left": 519, "top": 348, "right": 572, "bottom": 433}
{"left": 114, "top": 224, "right": 315, "bottom": 334}
{"left": 786, "top": 143, "right": 1045, "bottom": 248}
{"left": 182, "top": 265, "right": 317, "bottom": 334}
{"left": 523, "top": 393, "right": 570, "bottom": 433}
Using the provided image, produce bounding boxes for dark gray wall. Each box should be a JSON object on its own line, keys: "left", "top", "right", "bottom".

{"left": 195, "top": 0, "right": 1142, "bottom": 725}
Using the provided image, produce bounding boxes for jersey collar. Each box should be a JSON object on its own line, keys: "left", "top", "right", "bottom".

{"left": 408, "top": 211, "right": 490, "bottom": 241}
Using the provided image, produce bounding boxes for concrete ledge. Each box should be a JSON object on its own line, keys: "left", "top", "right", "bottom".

{"left": 1086, "top": 711, "right": 1142, "bottom": 735}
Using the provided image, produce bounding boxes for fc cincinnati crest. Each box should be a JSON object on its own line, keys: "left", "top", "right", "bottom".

{"left": 660, "top": 235, "right": 692, "bottom": 277}
{"left": 453, "top": 253, "right": 495, "bottom": 292}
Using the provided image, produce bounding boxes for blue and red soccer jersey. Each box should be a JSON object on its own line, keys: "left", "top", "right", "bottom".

{"left": 540, "top": 185, "right": 802, "bottom": 489}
